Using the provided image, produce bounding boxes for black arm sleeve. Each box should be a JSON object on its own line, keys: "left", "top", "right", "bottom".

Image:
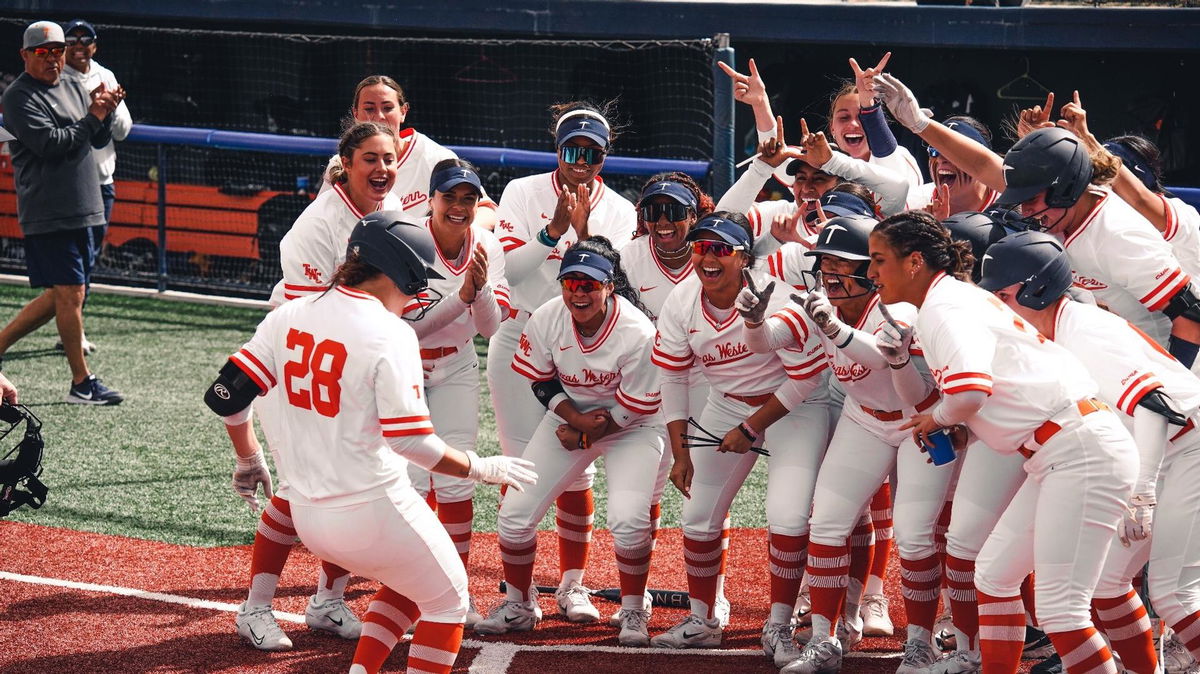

{"left": 204, "top": 360, "right": 264, "bottom": 417}
{"left": 531, "top": 378, "right": 566, "bottom": 410}
{"left": 1136, "top": 388, "right": 1189, "bottom": 426}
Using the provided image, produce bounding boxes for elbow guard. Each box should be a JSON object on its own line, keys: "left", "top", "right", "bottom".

{"left": 1162, "top": 283, "right": 1200, "bottom": 321}
{"left": 1136, "top": 388, "right": 1189, "bottom": 426}
{"left": 204, "top": 361, "right": 264, "bottom": 417}
{"left": 531, "top": 378, "right": 566, "bottom": 410}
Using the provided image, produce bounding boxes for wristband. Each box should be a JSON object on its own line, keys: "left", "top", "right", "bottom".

{"left": 737, "top": 421, "right": 760, "bottom": 443}
{"left": 578, "top": 432, "right": 591, "bottom": 450}
{"left": 889, "top": 359, "right": 910, "bottom": 369}
{"left": 834, "top": 331, "right": 854, "bottom": 349}
{"left": 537, "top": 226, "right": 561, "bottom": 247}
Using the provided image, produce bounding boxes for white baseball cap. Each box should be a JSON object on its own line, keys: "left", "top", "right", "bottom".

{"left": 23, "top": 21, "right": 65, "bottom": 49}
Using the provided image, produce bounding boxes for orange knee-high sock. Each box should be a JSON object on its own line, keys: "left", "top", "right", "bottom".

{"left": 615, "top": 541, "right": 653, "bottom": 603}
{"left": 868, "top": 483, "right": 894, "bottom": 594}
{"left": 499, "top": 537, "right": 538, "bottom": 602}
{"left": 1046, "top": 627, "right": 1117, "bottom": 674}
{"left": 769, "top": 533, "right": 808, "bottom": 623}
{"left": 684, "top": 535, "right": 724, "bottom": 620}
{"left": 945, "top": 555, "right": 979, "bottom": 650}
{"left": 901, "top": 554, "right": 942, "bottom": 632}
{"left": 1092, "top": 590, "right": 1157, "bottom": 674}
{"left": 407, "top": 620, "right": 465, "bottom": 674}
{"left": 807, "top": 542, "right": 851, "bottom": 636}
{"left": 353, "top": 587, "right": 419, "bottom": 674}
{"left": 649, "top": 502, "right": 662, "bottom": 550}
{"left": 314, "top": 561, "right": 352, "bottom": 603}
{"left": 247, "top": 495, "right": 296, "bottom": 607}
{"left": 1171, "top": 612, "right": 1200, "bottom": 661}
{"left": 436, "top": 498, "right": 473, "bottom": 568}
{"left": 977, "top": 591, "right": 1026, "bottom": 673}
{"left": 1020, "top": 574, "right": 1038, "bottom": 627}
{"left": 556, "top": 489, "right": 593, "bottom": 583}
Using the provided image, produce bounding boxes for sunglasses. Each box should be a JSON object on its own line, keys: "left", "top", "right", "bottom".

{"left": 560, "top": 278, "right": 606, "bottom": 293}
{"left": 691, "top": 240, "right": 744, "bottom": 258}
{"left": 28, "top": 46, "right": 65, "bottom": 58}
{"left": 65, "top": 36, "right": 95, "bottom": 46}
{"left": 560, "top": 145, "right": 606, "bottom": 165}
{"left": 639, "top": 202, "right": 691, "bottom": 223}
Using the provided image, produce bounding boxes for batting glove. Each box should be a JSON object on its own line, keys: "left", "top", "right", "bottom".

{"left": 872, "top": 73, "right": 930, "bottom": 134}
{"left": 792, "top": 288, "right": 848, "bottom": 341}
{"left": 1119, "top": 493, "right": 1155, "bottom": 547}
{"left": 876, "top": 319, "right": 914, "bottom": 367}
{"left": 466, "top": 450, "right": 538, "bottom": 492}
{"left": 232, "top": 450, "right": 273, "bottom": 515}
{"left": 735, "top": 270, "right": 775, "bottom": 325}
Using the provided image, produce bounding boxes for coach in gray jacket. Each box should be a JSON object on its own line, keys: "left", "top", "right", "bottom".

{"left": 0, "top": 20, "right": 124, "bottom": 405}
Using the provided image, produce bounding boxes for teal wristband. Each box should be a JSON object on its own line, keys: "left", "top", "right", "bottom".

{"left": 537, "top": 226, "right": 560, "bottom": 247}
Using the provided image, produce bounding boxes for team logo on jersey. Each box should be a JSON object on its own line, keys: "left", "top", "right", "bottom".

{"left": 833, "top": 362, "right": 871, "bottom": 383}
{"left": 582, "top": 369, "right": 618, "bottom": 386}
{"left": 930, "top": 365, "right": 949, "bottom": 385}
{"left": 498, "top": 220, "right": 515, "bottom": 232}
{"left": 519, "top": 333, "right": 533, "bottom": 357}
{"left": 303, "top": 264, "right": 323, "bottom": 283}
{"left": 1072, "top": 274, "right": 1107, "bottom": 291}
{"left": 400, "top": 191, "right": 428, "bottom": 209}
{"left": 700, "top": 341, "right": 750, "bottom": 365}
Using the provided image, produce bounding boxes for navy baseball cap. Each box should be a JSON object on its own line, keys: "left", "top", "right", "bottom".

{"left": 1103, "top": 141, "right": 1155, "bottom": 190}
{"left": 639, "top": 180, "right": 698, "bottom": 210}
{"left": 558, "top": 248, "right": 614, "bottom": 282}
{"left": 686, "top": 214, "right": 752, "bottom": 250}
{"left": 63, "top": 19, "right": 97, "bottom": 38}
{"left": 429, "top": 165, "right": 483, "bottom": 196}
{"left": 555, "top": 111, "right": 610, "bottom": 148}
{"left": 928, "top": 119, "right": 990, "bottom": 157}
{"left": 813, "top": 191, "right": 874, "bottom": 220}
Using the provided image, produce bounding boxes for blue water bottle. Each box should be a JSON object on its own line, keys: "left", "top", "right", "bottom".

{"left": 924, "top": 429, "right": 957, "bottom": 466}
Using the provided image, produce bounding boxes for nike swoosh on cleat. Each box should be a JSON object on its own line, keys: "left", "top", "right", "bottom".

{"left": 328, "top": 615, "right": 343, "bottom": 626}
{"left": 249, "top": 625, "right": 265, "bottom": 645}
{"left": 682, "top": 631, "right": 703, "bottom": 639}
{"left": 504, "top": 616, "right": 523, "bottom": 624}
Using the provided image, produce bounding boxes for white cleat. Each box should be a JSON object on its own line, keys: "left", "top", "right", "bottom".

{"left": 650, "top": 613, "right": 723, "bottom": 649}
{"left": 714, "top": 594, "right": 732, "bottom": 629}
{"left": 781, "top": 636, "right": 843, "bottom": 674}
{"left": 897, "top": 637, "right": 940, "bottom": 674}
{"left": 762, "top": 619, "right": 802, "bottom": 668}
{"left": 1163, "top": 631, "right": 1198, "bottom": 674}
{"left": 839, "top": 616, "right": 864, "bottom": 651}
{"left": 860, "top": 593, "right": 895, "bottom": 637}
{"left": 795, "top": 587, "right": 813, "bottom": 626}
{"left": 305, "top": 596, "right": 361, "bottom": 639}
{"left": 933, "top": 611, "right": 956, "bottom": 651}
{"left": 609, "top": 590, "right": 652, "bottom": 627}
{"left": 465, "top": 595, "right": 483, "bottom": 629}
{"left": 926, "top": 649, "right": 983, "bottom": 674}
{"left": 617, "top": 608, "right": 651, "bottom": 647}
{"left": 555, "top": 582, "right": 601, "bottom": 623}
{"left": 236, "top": 602, "right": 293, "bottom": 651}
{"left": 473, "top": 599, "right": 540, "bottom": 635}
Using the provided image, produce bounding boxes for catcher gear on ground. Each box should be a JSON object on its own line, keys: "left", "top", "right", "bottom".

{"left": 205, "top": 360, "right": 265, "bottom": 418}
{"left": 0, "top": 403, "right": 47, "bottom": 518}
{"left": 977, "top": 231, "right": 1072, "bottom": 310}
{"left": 996, "top": 127, "right": 1093, "bottom": 209}
{"left": 347, "top": 211, "right": 445, "bottom": 297}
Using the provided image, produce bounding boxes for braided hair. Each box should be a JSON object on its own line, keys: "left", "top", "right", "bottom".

{"left": 567, "top": 236, "right": 651, "bottom": 317}
{"left": 872, "top": 211, "right": 974, "bottom": 281}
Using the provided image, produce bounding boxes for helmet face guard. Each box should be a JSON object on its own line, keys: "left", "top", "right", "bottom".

{"left": 400, "top": 286, "right": 445, "bottom": 323}
{"left": 0, "top": 403, "right": 47, "bottom": 518}
{"left": 802, "top": 264, "right": 875, "bottom": 300}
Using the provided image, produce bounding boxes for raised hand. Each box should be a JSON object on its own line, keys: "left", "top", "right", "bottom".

{"left": 926, "top": 183, "right": 951, "bottom": 222}
{"left": 757, "top": 115, "right": 806, "bottom": 169}
{"left": 798, "top": 117, "right": 833, "bottom": 168}
{"left": 459, "top": 244, "right": 488, "bottom": 303}
{"left": 792, "top": 272, "right": 845, "bottom": 339}
{"left": 850, "top": 52, "right": 892, "bottom": 108}
{"left": 770, "top": 209, "right": 805, "bottom": 245}
{"left": 548, "top": 186, "right": 576, "bottom": 239}
{"left": 872, "top": 73, "right": 930, "bottom": 134}
{"left": 1017, "top": 91, "right": 1056, "bottom": 139}
{"left": 718, "top": 57, "right": 768, "bottom": 109}
{"left": 570, "top": 183, "right": 592, "bottom": 240}
{"left": 735, "top": 269, "right": 776, "bottom": 325}
{"left": 876, "top": 301, "right": 914, "bottom": 367}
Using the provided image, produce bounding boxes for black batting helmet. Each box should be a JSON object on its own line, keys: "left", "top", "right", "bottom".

{"left": 977, "top": 230, "right": 1072, "bottom": 310}
{"left": 942, "top": 211, "right": 1013, "bottom": 283}
{"left": 803, "top": 215, "right": 878, "bottom": 297}
{"left": 346, "top": 211, "right": 444, "bottom": 297}
{"left": 996, "top": 127, "right": 1093, "bottom": 209}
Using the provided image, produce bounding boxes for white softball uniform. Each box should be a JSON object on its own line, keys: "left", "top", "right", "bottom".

{"left": 318, "top": 128, "right": 495, "bottom": 214}
{"left": 652, "top": 269, "right": 830, "bottom": 540}
{"left": 757, "top": 239, "right": 817, "bottom": 291}
{"left": 406, "top": 222, "right": 510, "bottom": 503}
{"left": 1045, "top": 298, "right": 1200, "bottom": 627}
{"left": 501, "top": 295, "right": 664, "bottom": 548}
{"left": 1064, "top": 190, "right": 1189, "bottom": 349}
{"left": 229, "top": 286, "right": 467, "bottom": 622}
{"left": 488, "top": 172, "right": 636, "bottom": 474}
{"left": 919, "top": 273, "right": 1138, "bottom": 631}
{"left": 1161, "top": 194, "right": 1200, "bottom": 282}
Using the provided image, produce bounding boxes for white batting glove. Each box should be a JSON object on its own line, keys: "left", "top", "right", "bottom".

{"left": 466, "top": 450, "right": 538, "bottom": 492}
{"left": 872, "top": 73, "right": 930, "bottom": 134}
{"left": 1119, "top": 493, "right": 1155, "bottom": 547}
{"left": 876, "top": 320, "right": 914, "bottom": 367}
{"left": 792, "top": 287, "right": 847, "bottom": 341}
{"left": 735, "top": 269, "right": 775, "bottom": 325}
{"left": 232, "top": 450, "right": 273, "bottom": 515}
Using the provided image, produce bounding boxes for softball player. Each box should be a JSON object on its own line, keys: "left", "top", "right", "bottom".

{"left": 206, "top": 215, "right": 536, "bottom": 674}
{"left": 475, "top": 239, "right": 664, "bottom": 647}
{"left": 402, "top": 160, "right": 509, "bottom": 627}
{"left": 233, "top": 121, "right": 404, "bottom": 651}
{"left": 981, "top": 231, "right": 1200, "bottom": 674}
{"left": 907, "top": 118, "right": 1001, "bottom": 217}
{"left": 318, "top": 75, "right": 496, "bottom": 228}
{"left": 874, "top": 73, "right": 1200, "bottom": 368}
{"left": 739, "top": 216, "right": 957, "bottom": 673}
{"left": 868, "top": 211, "right": 1138, "bottom": 674}
{"left": 487, "top": 102, "right": 636, "bottom": 621}
{"left": 648, "top": 213, "right": 830, "bottom": 656}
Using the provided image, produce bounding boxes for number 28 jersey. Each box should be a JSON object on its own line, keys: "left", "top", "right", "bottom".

{"left": 229, "top": 285, "right": 434, "bottom": 506}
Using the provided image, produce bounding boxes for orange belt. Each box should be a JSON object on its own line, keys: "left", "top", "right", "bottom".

{"left": 724, "top": 391, "right": 774, "bottom": 407}
{"left": 419, "top": 346, "right": 458, "bottom": 360}
{"left": 1017, "top": 398, "right": 1110, "bottom": 459}
{"left": 860, "top": 389, "right": 941, "bottom": 423}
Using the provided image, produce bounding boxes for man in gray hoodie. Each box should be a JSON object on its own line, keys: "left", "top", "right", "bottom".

{"left": 0, "top": 20, "right": 124, "bottom": 405}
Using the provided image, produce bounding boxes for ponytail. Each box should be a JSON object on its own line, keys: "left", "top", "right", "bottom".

{"left": 873, "top": 211, "right": 975, "bottom": 281}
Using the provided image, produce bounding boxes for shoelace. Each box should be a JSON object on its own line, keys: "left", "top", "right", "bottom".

{"left": 864, "top": 598, "right": 887, "bottom": 618}
{"left": 562, "top": 586, "right": 592, "bottom": 606}
{"left": 622, "top": 610, "right": 649, "bottom": 631}
{"left": 903, "top": 640, "right": 933, "bottom": 665}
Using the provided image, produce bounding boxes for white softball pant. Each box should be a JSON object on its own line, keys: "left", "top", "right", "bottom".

{"left": 408, "top": 349, "right": 479, "bottom": 503}
{"left": 943, "top": 440, "right": 1027, "bottom": 561}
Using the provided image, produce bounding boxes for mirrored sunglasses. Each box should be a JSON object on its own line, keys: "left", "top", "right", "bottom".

{"left": 639, "top": 202, "right": 691, "bottom": 223}
{"left": 560, "top": 278, "right": 605, "bottom": 293}
{"left": 65, "top": 36, "right": 95, "bottom": 46}
{"left": 560, "top": 145, "right": 606, "bottom": 165}
{"left": 691, "top": 240, "right": 743, "bottom": 257}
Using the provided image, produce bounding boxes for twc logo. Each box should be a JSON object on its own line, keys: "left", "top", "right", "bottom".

{"left": 303, "top": 264, "right": 322, "bottom": 283}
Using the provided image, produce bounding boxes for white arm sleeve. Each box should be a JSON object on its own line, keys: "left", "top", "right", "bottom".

{"left": 386, "top": 432, "right": 450, "bottom": 471}
{"left": 837, "top": 329, "right": 891, "bottom": 370}
{"left": 930, "top": 390, "right": 988, "bottom": 426}
{"left": 716, "top": 160, "right": 775, "bottom": 216}
{"left": 221, "top": 404, "right": 253, "bottom": 427}
{"left": 470, "top": 284, "right": 503, "bottom": 338}
{"left": 745, "top": 314, "right": 801, "bottom": 353}
{"left": 1131, "top": 405, "right": 1169, "bottom": 496}
{"left": 890, "top": 356, "right": 935, "bottom": 406}
{"left": 408, "top": 294, "right": 471, "bottom": 339}
{"left": 660, "top": 372, "right": 690, "bottom": 424}
{"left": 820, "top": 152, "right": 910, "bottom": 216}
{"left": 773, "top": 374, "right": 823, "bottom": 411}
